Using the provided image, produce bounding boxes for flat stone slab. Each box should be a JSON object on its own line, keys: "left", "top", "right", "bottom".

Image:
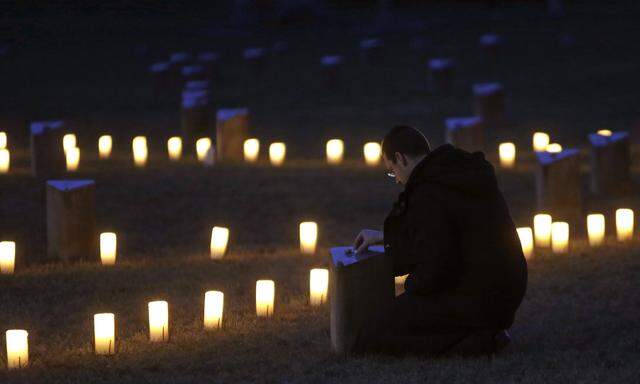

{"left": 536, "top": 148, "right": 580, "bottom": 165}
{"left": 473, "top": 82, "right": 503, "bottom": 96}
{"left": 216, "top": 108, "right": 249, "bottom": 122}
{"left": 321, "top": 55, "right": 343, "bottom": 66}
{"left": 47, "top": 180, "right": 95, "bottom": 191}
{"left": 445, "top": 117, "right": 482, "bottom": 132}
{"left": 588, "top": 131, "right": 629, "bottom": 147}
{"left": 30, "top": 120, "right": 64, "bottom": 136}
{"left": 429, "top": 58, "right": 454, "bottom": 70}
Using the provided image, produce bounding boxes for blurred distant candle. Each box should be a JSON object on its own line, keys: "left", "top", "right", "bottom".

{"left": 148, "top": 301, "right": 169, "bottom": 342}
{"left": 546, "top": 143, "right": 562, "bottom": 153}
{"left": 309, "top": 268, "right": 329, "bottom": 306}
{"left": 0, "top": 149, "right": 9, "bottom": 173}
{"left": 615, "top": 208, "right": 634, "bottom": 242}
{"left": 132, "top": 136, "right": 148, "bottom": 167}
{"left": 94, "top": 313, "right": 115, "bottom": 355}
{"left": 204, "top": 291, "right": 224, "bottom": 330}
{"left": 326, "top": 139, "right": 344, "bottom": 165}
{"left": 587, "top": 214, "right": 605, "bottom": 247}
{"left": 597, "top": 129, "right": 612, "bottom": 137}
{"left": 210, "top": 226, "right": 229, "bottom": 259}
{"left": 269, "top": 142, "right": 286, "bottom": 166}
{"left": 196, "top": 137, "right": 212, "bottom": 163}
{"left": 256, "top": 280, "right": 275, "bottom": 317}
{"left": 98, "top": 135, "right": 113, "bottom": 159}
{"left": 0, "top": 131, "right": 6, "bottom": 149}
{"left": 534, "top": 214, "right": 552, "bottom": 247}
{"left": 532, "top": 132, "right": 550, "bottom": 152}
{"left": 363, "top": 142, "right": 381, "bottom": 166}
{"left": 395, "top": 274, "right": 408, "bottom": 285}
{"left": 66, "top": 147, "right": 80, "bottom": 172}
{"left": 0, "top": 241, "right": 16, "bottom": 275}
{"left": 516, "top": 227, "right": 534, "bottom": 259}
{"left": 498, "top": 142, "right": 516, "bottom": 168}
{"left": 100, "top": 232, "right": 117, "bottom": 266}
{"left": 244, "top": 138, "right": 260, "bottom": 163}
{"left": 63, "top": 133, "right": 77, "bottom": 153}
{"left": 551, "top": 222, "right": 569, "bottom": 254}
{"left": 299, "top": 222, "right": 318, "bottom": 255}
{"left": 5, "top": 330, "right": 28, "bottom": 370}
{"left": 167, "top": 137, "right": 183, "bottom": 161}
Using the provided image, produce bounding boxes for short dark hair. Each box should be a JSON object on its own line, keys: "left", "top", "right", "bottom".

{"left": 382, "top": 125, "right": 431, "bottom": 161}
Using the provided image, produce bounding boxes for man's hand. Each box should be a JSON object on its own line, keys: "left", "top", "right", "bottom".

{"left": 353, "top": 229, "right": 384, "bottom": 254}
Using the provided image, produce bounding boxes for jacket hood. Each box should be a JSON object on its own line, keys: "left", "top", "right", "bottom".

{"left": 405, "top": 144, "right": 498, "bottom": 196}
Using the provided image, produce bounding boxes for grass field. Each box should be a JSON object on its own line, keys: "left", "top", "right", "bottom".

{"left": 1, "top": 2, "right": 640, "bottom": 383}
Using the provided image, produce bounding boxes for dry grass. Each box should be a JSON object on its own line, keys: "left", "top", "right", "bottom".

{"left": 1, "top": 2, "right": 640, "bottom": 383}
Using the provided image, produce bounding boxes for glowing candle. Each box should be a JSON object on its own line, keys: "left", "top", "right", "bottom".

{"left": 326, "top": 139, "right": 344, "bottom": 165}
{"left": 394, "top": 274, "right": 408, "bottom": 285}
{"left": 0, "top": 149, "right": 9, "bottom": 173}
{"left": 532, "top": 132, "right": 550, "bottom": 152}
{"left": 98, "top": 135, "right": 113, "bottom": 159}
{"left": 63, "top": 133, "right": 77, "bottom": 153}
{"left": 615, "top": 208, "right": 634, "bottom": 242}
{"left": 5, "top": 330, "right": 28, "bottom": 370}
{"left": 94, "top": 313, "right": 115, "bottom": 355}
{"left": 244, "top": 138, "right": 260, "bottom": 163}
{"left": 587, "top": 214, "right": 605, "bottom": 247}
{"left": 0, "top": 241, "right": 15, "bottom": 274}
{"left": 363, "top": 142, "right": 382, "bottom": 166}
{"left": 132, "top": 136, "right": 148, "bottom": 167}
{"left": 551, "top": 221, "right": 569, "bottom": 254}
{"left": 309, "top": 268, "right": 329, "bottom": 306}
{"left": 100, "top": 232, "right": 117, "bottom": 266}
{"left": 210, "top": 226, "right": 229, "bottom": 259}
{"left": 533, "top": 214, "right": 552, "bottom": 247}
{"left": 196, "top": 137, "right": 213, "bottom": 164}
{"left": 299, "top": 222, "right": 318, "bottom": 255}
{"left": 516, "top": 227, "right": 534, "bottom": 259}
{"left": 0, "top": 132, "right": 6, "bottom": 149}
{"left": 546, "top": 143, "right": 562, "bottom": 153}
{"left": 204, "top": 291, "right": 224, "bottom": 330}
{"left": 269, "top": 142, "right": 286, "bottom": 166}
{"left": 256, "top": 280, "right": 275, "bottom": 317}
{"left": 148, "top": 301, "right": 169, "bottom": 342}
{"left": 597, "top": 129, "right": 612, "bottom": 137}
{"left": 167, "top": 137, "right": 182, "bottom": 161}
{"left": 65, "top": 147, "right": 80, "bottom": 172}
{"left": 498, "top": 142, "right": 516, "bottom": 168}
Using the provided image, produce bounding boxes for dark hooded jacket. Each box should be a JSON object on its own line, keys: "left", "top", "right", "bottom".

{"left": 383, "top": 144, "right": 527, "bottom": 330}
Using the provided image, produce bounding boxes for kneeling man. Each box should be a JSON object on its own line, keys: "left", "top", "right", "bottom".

{"left": 353, "top": 125, "right": 527, "bottom": 356}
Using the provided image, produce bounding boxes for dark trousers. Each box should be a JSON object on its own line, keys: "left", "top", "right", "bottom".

{"left": 352, "top": 292, "right": 503, "bottom": 357}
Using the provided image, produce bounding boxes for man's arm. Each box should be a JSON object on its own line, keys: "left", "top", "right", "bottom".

{"left": 353, "top": 229, "right": 384, "bottom": 254}
{"left": 404, "top": 192, "right": 455, "bottom": 295}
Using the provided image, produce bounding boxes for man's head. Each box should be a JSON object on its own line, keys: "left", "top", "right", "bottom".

{"left": 381, "top": 125, "right": 431, "bottom": 185}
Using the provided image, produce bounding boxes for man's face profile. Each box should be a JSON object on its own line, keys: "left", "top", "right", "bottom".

{"left": 383, "top": 153, "right": 407, "bottom": 185}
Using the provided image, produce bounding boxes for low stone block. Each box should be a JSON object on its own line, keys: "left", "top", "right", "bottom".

{"left": 46, "top": 180, "right": 97, "bottom": 263}
{"left": 588, "top": 131, "right": 632, "bottom": 195}
{"left": 445, "top": 117, "right": 484, "bottom": 153}
{"left": 216, "top": 108, "right": 249, "bottom": 162}
{"left": 30, "top": 120, "right": 66, "bottom": 178}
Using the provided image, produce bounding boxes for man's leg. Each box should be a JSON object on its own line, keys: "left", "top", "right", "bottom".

{"left": 352, "top": 292, "right": 473, "bottom": 356}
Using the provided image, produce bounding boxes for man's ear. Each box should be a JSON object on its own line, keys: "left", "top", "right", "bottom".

{"left": 393, "top": 152, "right": 404, "bottom": 165}
{"left": 394, "top": 152, "right": 406, "bottom": 166}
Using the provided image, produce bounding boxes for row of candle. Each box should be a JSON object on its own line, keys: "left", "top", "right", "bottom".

{"left": 1, "top": 222, "right": 318, "bottom": 273}
{"left": 3, "top": 269, "right": 330, "bottom": 368}
{"left": 0, "top": 128, "right": 619, "bottom": 174}
{"left": 496, "top": 129, "right": 613, "bottom": 169}
{"left": 516, "top": 209, "right": 636, "bottom": 258}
